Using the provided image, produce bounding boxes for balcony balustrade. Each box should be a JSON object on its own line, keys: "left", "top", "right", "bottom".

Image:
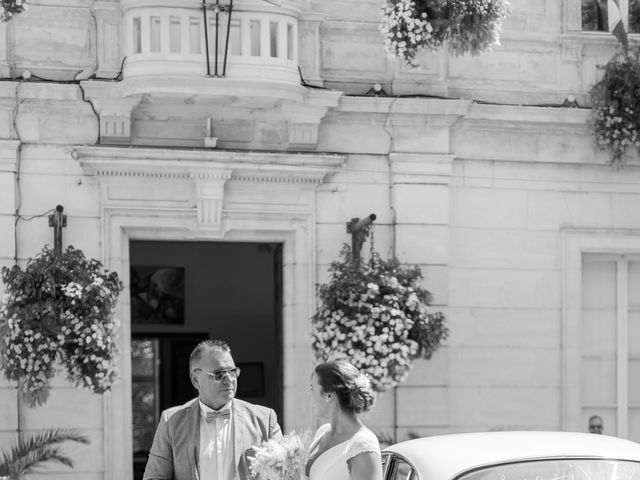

{"left": 122, "top": 0, "right": 301, "bottom": 86}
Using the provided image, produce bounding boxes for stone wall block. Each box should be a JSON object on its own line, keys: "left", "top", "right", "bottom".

{"left": 0, "top": 388, "right": 18, "bottom": 430}
{"left": 18, "top": 387, "right": 103, "bottom": 430}
{"left": 525, "top": 190, "right": 613, "bottom": 230}
{"left": 311, "top": 0, "right": 381, "bottom": 22}
{"left": 391, "top": 124, "right": 451, "bottom": 154}
{"left": 450, "top": 187, "right": 528, "bottom": 229}
{"left": 14, "top": 216, "right": 101, "bottom": 263}
{"left": 394, "top": 224, "right": 449, "bottom": 264}
{"left": 415, "top": 263, "right": 448, "bottom": 306}
{"left": 394, "top": 184, "right": 449, "bottom": 224}
{"left": 611, "top": 194, "right": 640, "bottom": 228}
{"left": 360, "top": 388, "right": 394, "bottom": 432}
{"left": 16, "top": 172, "right": 100, "bottom": 219}
{"left": 450, "top": 227, "right": 559, "bottom": 270}
{"left": 95, "top": 1, "right": 124, "bottom": 78}
{"left": 16, "top": 96, "right": 98, "bottom": 145}
{"left": 320, "top": 21, "right": 389, "bottom": 81}
{"left": 10, "top": 5, "right": 96, "bottom": 80}
{"left": 448, "top": 268, "right": 562, "bottom": 309}
{"left": 397, "top": 386, "right": 560, "bottom": 428}
{"left": 0, "top": 215, "right": 15, "bottom": 260}
{"left": 446, "top": 307, "right": 561, "bottom": 349}
{"left": 404, "top": 348, "right": 450, "bottom": 387}
{"left": 316, "top": 182, "right": 392, "bottom": 224}
{"left": 317, "top": 120, "right": 391, "bottom": 154}
{"left": 442, "top": 346, "right": 560, "bottom": 387}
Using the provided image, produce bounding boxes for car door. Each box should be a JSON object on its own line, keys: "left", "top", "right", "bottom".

{"left": 382, "top": 452, "right": 418, "bottom": 480}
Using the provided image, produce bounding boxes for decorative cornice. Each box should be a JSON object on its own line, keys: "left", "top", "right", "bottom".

{"left": 231, "top": 174, "right": 325, "bottom": 184}
{"left": 75, "top": 145, "right": 343, "bottom": 238}
{"left": 73, "top": 145, "right": 346, "bottom": 184}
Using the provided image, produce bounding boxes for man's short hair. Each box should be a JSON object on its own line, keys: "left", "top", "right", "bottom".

{"left": 588, "top": 414, "right": 603, "bottom": 433}
{"left": 189, "top": 339, "right": 232, "bottom": 371}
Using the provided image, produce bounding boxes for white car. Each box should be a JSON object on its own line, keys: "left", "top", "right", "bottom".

{"left": 382, "top": 431, "right": 640, "bottom": 480}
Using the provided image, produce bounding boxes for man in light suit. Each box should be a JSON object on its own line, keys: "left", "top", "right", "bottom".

{"left": 143, "top": 339, "right": 282, "bottom": 480}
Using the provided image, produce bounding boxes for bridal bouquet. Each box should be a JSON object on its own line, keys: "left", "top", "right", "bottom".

{"left": 248, "top": 431, "right": 313, "bottom": 480}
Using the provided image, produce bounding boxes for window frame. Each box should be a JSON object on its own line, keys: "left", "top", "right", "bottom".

{"left": 562, "top": 229, "right": 640, "bottom": 438}
{"left": 565, "top": 0, "right": 639, "bottom": 35}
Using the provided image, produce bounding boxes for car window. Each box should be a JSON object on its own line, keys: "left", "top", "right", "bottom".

{"left": 457, "top": 459, "right": 640, "bottom": 480}
{"left": 381, "top": 453, "right": 391, "bottom": 477}
{"left": 392, "top": 457, "right": 414, "bottom": 480}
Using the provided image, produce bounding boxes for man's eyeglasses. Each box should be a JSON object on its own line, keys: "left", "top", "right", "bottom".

{"left": 194, "top": 367, "right": 241, "bottom": 382}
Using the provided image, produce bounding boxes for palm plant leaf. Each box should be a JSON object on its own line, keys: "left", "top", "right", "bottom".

{"left": 0, "top": 428, "right": 89, "bottom": 479}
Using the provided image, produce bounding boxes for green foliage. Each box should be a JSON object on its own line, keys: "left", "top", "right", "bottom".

{"left": 0, "top": 428, "right": 89, "bottom": 479}
{"left": 312, "top": 245, "right": 448, "bottom": 393}
{"left": 1, "top": 0, "right": 26, "bottom": 22}
{"left": 381, "top": 0, "right": 511, "bottom": 66}
{"left": 0, "top": 246, "right": 123, "bottom": 407}
{"left": 590, "top": 50, "right": 640, "bottom": 167}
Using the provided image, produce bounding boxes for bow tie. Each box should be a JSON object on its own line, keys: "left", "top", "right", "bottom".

{"left": 205, "top": 410, "right": 230, "bottom": 422}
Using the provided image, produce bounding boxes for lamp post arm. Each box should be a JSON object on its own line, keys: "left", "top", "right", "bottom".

{"left": 346, "top": 213, "right": 376, "bottom": 265}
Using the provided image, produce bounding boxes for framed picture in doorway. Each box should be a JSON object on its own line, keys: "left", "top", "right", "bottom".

{"left": 130, "top": 265, "right": 185, "bottom": 325}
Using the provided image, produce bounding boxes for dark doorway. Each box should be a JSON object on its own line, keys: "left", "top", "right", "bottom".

{"left": 130, "top": 240, "right": 283, "bottom": 480}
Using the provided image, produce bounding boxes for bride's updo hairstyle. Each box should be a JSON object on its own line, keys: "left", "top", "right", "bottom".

{"left": 315, "top": 360, "right": 375, "bottom": 414}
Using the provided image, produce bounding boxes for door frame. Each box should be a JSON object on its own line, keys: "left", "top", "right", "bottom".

{"left": 76, "top": 145, "right": 345, "bottom": 480}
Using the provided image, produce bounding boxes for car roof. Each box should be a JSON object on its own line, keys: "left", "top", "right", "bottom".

{"left": 383, "top": 431, "right": 640, "bottom": 480}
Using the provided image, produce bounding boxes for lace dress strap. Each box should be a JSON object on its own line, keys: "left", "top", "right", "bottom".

{"left": 345, "top": 428, "right": 381, "bottom": 462}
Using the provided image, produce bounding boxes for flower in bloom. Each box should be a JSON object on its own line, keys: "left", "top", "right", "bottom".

{"left": 0, "top": 245, "right": 123, "bottom": 407}
{"left": 248, "top": 431, "right": 313, "bottom": 480}
{"left": 312, "top": 245, "right": 448, "bottom": 393}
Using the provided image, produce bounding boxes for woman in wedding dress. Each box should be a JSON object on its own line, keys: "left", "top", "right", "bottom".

{"left": 305, "top": 360, "right": 382, "bottom": 480}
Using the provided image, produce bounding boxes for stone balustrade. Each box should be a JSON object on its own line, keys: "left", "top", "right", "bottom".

{"left": 122, "top": 0, "right": 300, "bottom": 84}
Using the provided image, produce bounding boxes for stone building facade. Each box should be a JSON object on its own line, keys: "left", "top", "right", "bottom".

{"left": 0, "top": 0, "right": 639, "bottom": 479}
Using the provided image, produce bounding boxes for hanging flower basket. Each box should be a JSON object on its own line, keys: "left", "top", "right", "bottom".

{"left": 311, "top": 245, "right": 449, "bottom": 393}
{"left": 380, "top": 0, "right": 511, "bottom": 66}
{"left": 589, "top": 49, "right": 640, "bottom": 168}
{"left": 1, "top": 0, "right": 27, "bottom": 22}
{"left": 0, "top": 246, "right": 123, "bottom": 407}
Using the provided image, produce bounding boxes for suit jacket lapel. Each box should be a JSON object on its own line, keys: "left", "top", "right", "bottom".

{"left": 187, "top": 399, "right": 201, "bottom": 480}
{"left": 232, "top": 399, "right": 247, "bottom": 471}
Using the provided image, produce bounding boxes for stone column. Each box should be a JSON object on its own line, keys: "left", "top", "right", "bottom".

{"left": 388, "top": 151, "right": 453, "bottom": 442}
{"left": 0, "top": 140, "right": 20, "bottom": 452}
{"left": 0, "top": 22, "right": 9, "bottom": 78}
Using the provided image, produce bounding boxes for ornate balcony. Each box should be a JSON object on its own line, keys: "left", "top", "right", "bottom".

{"left": 122, "top": 0, "right": 302, "bottom": 88}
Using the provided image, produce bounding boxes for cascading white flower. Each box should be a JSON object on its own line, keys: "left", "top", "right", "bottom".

{"left": 0, "top": 246, "right": 122, "bottom": 407}
{"left": 379, "top": 0, "right": 510, "bottom": 65}
{"left": 312, "top": 245, "right": 448, "bottom": 393}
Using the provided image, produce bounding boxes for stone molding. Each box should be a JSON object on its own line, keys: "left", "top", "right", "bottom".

{"left": 561, "top": 229, "right": 640, "bottom": 433}
{"left": 79, "top": 80, "right": 342, "bottom": 149}
{"left": 389, "top": 152, "right": 454, "bottom": 185}
{"left": 74, "top": 145, "right": 345, "bottom": 234}
{"left": 73, "top": 144, "right": 344, "bottom": 480}
{"left": 73, "top": 145, "right": 344, "bottom": 182}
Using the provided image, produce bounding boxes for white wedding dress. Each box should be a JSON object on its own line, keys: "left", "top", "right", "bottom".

{"left": 306, "top": 423, "right": 381, "bottom": 480}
